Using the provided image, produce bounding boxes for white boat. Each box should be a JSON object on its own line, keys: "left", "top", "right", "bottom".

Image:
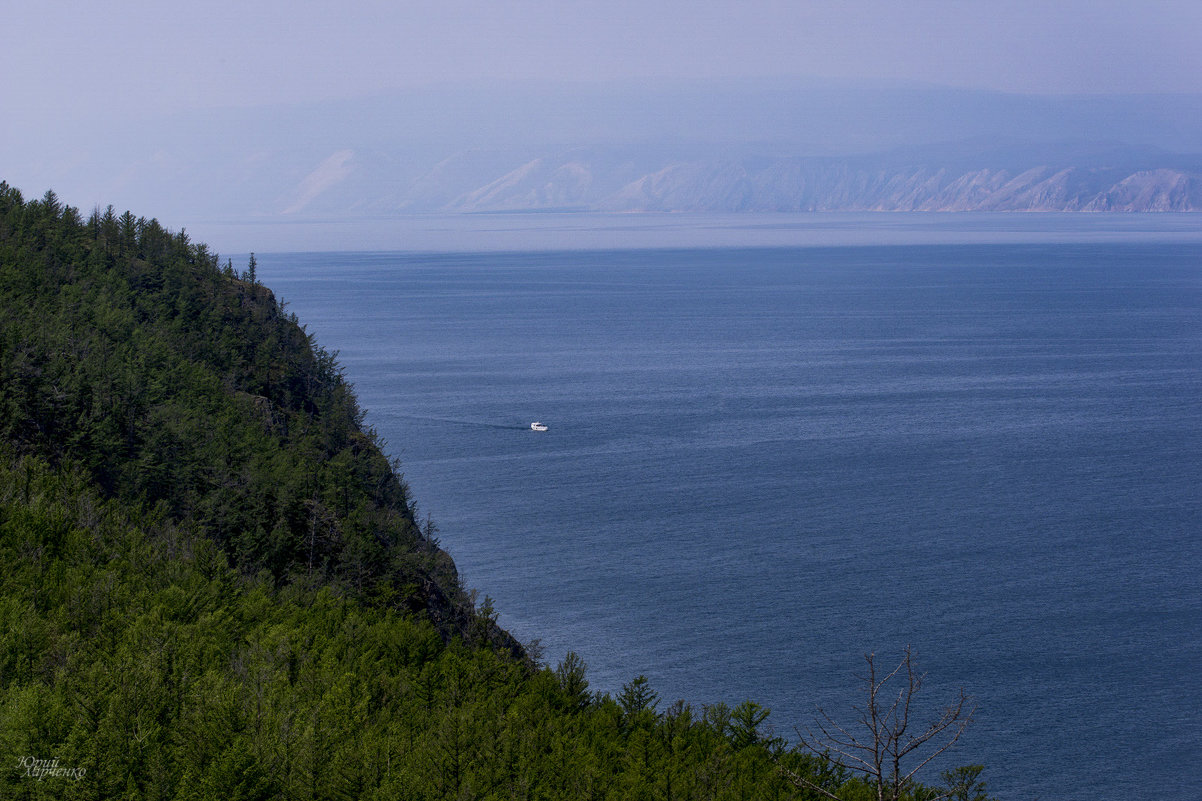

{"left": 530, "top": 421, "right": 548, "bottom": 432}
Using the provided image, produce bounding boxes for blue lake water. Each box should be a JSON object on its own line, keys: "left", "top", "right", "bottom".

{"left": 256, "top": 217, "right": 1202, "bottom": 800}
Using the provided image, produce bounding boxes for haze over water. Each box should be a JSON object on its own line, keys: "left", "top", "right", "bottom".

{"left": 257, "top": 214, "right": 1202, "bottom": 801}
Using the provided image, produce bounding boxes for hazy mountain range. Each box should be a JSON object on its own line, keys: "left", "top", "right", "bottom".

{"left": 6, "top": 79, "right": 1202, "bottom": 223}
{"left": 297, "top": 143, "right": 1202, "bottom": 214}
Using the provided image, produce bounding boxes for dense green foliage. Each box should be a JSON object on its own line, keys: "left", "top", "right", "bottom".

{"left": 0, "top": 451, "right": 851, "bottom": 799}
{"left": 0, "top": 183, "right": 472, "bottom": 633}
{"left": 0, "top": 183, "right": 991, "bottom": 799}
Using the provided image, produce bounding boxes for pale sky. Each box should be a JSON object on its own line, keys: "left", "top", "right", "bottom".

{"left": 5, "top": 0, "right": 1202, "bottom": 120}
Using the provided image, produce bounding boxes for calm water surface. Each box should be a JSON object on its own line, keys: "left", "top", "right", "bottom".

{"left": 257, "top": 224, "right": 1201, "bottom": 801}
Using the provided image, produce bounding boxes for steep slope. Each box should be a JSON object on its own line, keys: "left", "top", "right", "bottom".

{"left": 0, "top": 182, "right": 490, "bottom": 641}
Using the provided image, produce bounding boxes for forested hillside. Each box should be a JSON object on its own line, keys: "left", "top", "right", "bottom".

{"left": 0, "top": 182, "right": 479, "bottom": 637}
{"left": 0, "top": 183, "right": 988, "bottom": 799}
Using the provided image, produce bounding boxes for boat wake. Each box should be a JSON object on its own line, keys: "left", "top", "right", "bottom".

{"left": 389, "top": 413, "right": 531, "bottom": 431}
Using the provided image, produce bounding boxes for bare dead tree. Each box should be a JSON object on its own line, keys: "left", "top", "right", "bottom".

{"left": 785, "top": 646, "right": 976, "bottom": 801}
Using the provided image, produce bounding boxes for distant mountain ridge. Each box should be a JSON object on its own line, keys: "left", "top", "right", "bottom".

{"left": 286, "top": 144, "right": 1202, "bottom": 215}
{"left": 593, "top": 161, "right": 1202, "bottom": 213}
{"left": 12, "top": 80, "right": 1202, "bottom": 223}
